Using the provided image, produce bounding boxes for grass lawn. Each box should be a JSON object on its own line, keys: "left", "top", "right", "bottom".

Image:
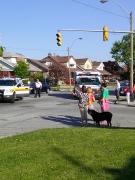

{"left": 1, "top": 128, "right": 135, "bottom": 180}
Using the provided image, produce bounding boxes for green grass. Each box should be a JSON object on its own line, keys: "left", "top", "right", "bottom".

{"left": 51, "top": 84, "right": 74, "bottom": 91}
{"left": 1, "top": 128, "right": 135, "bottom": 180}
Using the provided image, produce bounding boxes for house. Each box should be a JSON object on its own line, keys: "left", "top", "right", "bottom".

{"left": 39, "top": 55, "right": 82, "bottom": 78}
{"left": 75, "top": 58, "right": 92, "bottom": 70}
{"left": 1, "top": 52, "right": 49, "bottom": 79}
{"left": 103, "top": 61, "right": 124, "bottom": 78}
{"left": 92, "top": 61, "right": 111, "bottom": 79}
{"left": 0, "top": 57, "right": 14, "bottom": 77}
{"left": 27, "top": 59, "right": 49, "bottom": 78}
{"left": 3, "top": 52, "right": 27, "bottom": 64}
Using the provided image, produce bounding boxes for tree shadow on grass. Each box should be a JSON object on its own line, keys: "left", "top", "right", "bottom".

{"left": 52, "top": 147, "right": 94, "bottom": 175}
{"left": 40, "top": 115, "right": 97, "bottom": 127}
{"left": 104, "top": 156, "right": 135, "bottom": 180}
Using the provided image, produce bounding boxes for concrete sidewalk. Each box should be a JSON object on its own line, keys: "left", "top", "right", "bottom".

{"left": 109, "top": 96, "right": 135, "bottom": 107}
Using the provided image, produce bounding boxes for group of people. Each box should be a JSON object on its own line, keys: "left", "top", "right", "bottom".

{"left": 70, "top": 82, "right": 109, "bottom": 127}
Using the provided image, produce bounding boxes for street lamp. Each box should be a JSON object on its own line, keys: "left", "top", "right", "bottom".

{"left": 68, "top": 38, "right": 82, "bottom": 90}
{"left": 100, "top": 0, "right": 134, "bottom": 94}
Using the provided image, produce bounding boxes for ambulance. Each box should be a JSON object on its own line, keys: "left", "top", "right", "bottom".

{"left": 74, "top": 71, "right": 102, "bottom": 99}
{"left": 0, "top": 77, "right": 30, "bottom": 103}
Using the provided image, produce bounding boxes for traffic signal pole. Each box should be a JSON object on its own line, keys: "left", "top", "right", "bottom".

{"left": 130, "top": 12, "right": 133, "bottom": 95}
{"left": 67, "top": 47, "right": 71, "bottom": 90}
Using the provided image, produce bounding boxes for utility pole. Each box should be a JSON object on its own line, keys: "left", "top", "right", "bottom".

{"left": 130, "top": 12, "right": 133, "bottom": 95}
{"left": 67, "top": 47, "right": 71, "bottom": 90}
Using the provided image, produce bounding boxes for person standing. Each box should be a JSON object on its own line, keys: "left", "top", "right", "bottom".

{"left": 114, "top": 78, "right": 120, "bottom": 104}
{"left": 124, "top": 83, "right": 131, "bottom": 105}
{"left": 97, "top": 83, "right": 109, "bottom": 125}
{"left": 87, "top": 86, "right": 95, "bottom": 110}
{"left": 35, "top": 79, "right": 42, "bottom": 98}
{"left": 98, "top": 83, "right": 109, "bottom": 112}
{"left": 78, "top": 85, "right": 89, "bottom": 127}
{"left": 133, "top": 80, "right": 135, "bottom": 102}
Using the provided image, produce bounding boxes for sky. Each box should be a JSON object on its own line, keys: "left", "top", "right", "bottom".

{"left": 0, "top": 0, "right": 135, "bottom": 62}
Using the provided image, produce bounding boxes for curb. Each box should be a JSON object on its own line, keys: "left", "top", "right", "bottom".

{"left": 109, "top": 99, "right": 135, "bottom": 107}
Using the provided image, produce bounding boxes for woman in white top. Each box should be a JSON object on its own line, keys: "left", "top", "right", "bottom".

{"left": 114, "top": 78, "right": 120, "bottom": 104}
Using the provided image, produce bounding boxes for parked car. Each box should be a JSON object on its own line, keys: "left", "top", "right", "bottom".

{"left": 65, "top": 79, "right": 75, "bottom": 85}
{"left": 119, "top": 81, "right": 130, "bottom": 96}
{"left": 29, "top": 82, "right": 50, "bottom": 94}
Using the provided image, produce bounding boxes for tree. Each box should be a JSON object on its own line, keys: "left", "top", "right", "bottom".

{"left": 0, "top": 46, "right": 6, "bottom": 57}
{"left": 32, "top": 72, "right": 44, "bottom": 82}
{"left": 14, "top": 61, "right": 29, "bottom": 79}
{"left": 110, "top": 33, "right": 135, "bottom": 69}
{"left": 49, "top": 63, "right": 69, "bottom": 84}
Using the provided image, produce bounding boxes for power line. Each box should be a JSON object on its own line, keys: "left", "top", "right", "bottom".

{"left": 72, "top": 0, "right": 130, "bottom": 20}
{"left": 5, "top": 46, "right": 67, "bottom": 52}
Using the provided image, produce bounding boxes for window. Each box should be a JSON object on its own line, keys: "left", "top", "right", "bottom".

{"left": 86, "top": 65, "right": 90, "bottom": 69}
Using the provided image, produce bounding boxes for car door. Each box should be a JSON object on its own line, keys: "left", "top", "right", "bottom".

{"left": 15, "top": 79, "right": 30, "bottom": 97}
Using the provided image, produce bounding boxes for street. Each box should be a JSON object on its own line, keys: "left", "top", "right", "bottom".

{"left": 0, "top": 90, "right": 135, "bottom": 139}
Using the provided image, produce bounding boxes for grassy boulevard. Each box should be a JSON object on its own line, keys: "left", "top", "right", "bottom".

{"left": 1, "top": 128, "right": 135, "bottom": 180}
{"left": 51, "top": 83, "right": 116, "bottom": 91}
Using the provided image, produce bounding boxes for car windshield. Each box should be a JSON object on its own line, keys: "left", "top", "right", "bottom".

{"left": 0, "top": 80, "right": 16, "bottom": 86}
{"left": 79, "top": 78, "right": 100, "bottom": 85}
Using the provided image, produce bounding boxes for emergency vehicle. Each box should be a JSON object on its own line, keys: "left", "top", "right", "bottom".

{"left": 0, "top": 77, "right": 30, "bottom": 103}
{"left": 74, "top": 71, "right": 102, "bottom": 99}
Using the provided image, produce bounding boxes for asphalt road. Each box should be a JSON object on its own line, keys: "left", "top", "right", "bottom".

{"left": 0, "top": 90, "right": 135, "bottom": 139}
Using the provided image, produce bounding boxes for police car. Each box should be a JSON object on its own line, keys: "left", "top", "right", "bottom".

{"left": 0, "top": 77, "right": 30, "bottom": 103}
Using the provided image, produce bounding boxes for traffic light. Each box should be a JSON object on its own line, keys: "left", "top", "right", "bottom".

{"left": 103, "top": 26, "right": 108, "bottom": 41}
{"left": 56, "top": 32, "right": 62, "bottom": 46}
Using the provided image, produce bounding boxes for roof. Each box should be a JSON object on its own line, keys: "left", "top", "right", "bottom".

{"left": 103, "top": 61, "right": 116, "bottom": 66}
{"left": 40, "top": 56, "right": 61, "bottom": 64}
{"left": 92, "top": 61, "right": 102, "bottom": 67}
{"left": 27, "top": 59, "right": 49, "bottom": 72}
{"left": 28, "top": 63, "right": 42, "bottom": 72}
{"left": 3, "top": 52, "right": 26, "bottom": 59}
{"left": 75, "top": 58, "right": 89, "bottom": 65}
{"left": 96, "top": 69, "right": 111, "bottom": 75}
{"left": 0, "top": 57, "right": 14, "bottom": 71}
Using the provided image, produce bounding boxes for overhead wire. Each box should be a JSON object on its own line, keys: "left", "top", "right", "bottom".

{"left": 72, "top": 0, "right": 132, "bottom": 21}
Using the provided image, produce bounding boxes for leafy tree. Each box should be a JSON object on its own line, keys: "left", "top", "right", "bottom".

{"left": 32, "top": 72, "right": 44, "bottom": 82}
{"left": 110, "top": 33, "right": 135, "bottom": 69}
{"left": 49, "top": 63, "right": 68, "bottom": 84}
{"left": 0, "top": 46, "right": 6, "bottom": 57}
{"left": 14, "top": 61, "right": 29, "bottom": 79}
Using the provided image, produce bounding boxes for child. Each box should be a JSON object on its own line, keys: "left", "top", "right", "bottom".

{"left": 124, "top": 83, "right": 130, "bottom": 105}
{"left": 87, "top": 87, "right": 95, "bottom": 110}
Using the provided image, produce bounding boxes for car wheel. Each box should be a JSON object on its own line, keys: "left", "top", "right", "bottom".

{"left": 46, "top": 89, "right": 50, "bottom": 94}
{"left": 20, "top": 97, "right": 24, "bottom": 100}
{"left": 10, "top": 93, "right": 15, "bottom": 103}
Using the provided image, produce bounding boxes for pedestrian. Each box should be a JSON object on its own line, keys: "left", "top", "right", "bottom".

{"left": 78, "top": 85, "right": 89, "bottom": 127}
{"left": 98, "top": 82, "right": 109, "bottom": 112}
{"left": 124, "top": 83, "right": 131, "bottom": 105}
{"left": 70, "top": 81, "right": 80, "bottom": 96}
{"left": 133, "top": 80, "right": 135, "bottom": 102}
{"left": 87, "top": 86, "right": 95, "bottom": 110}
{"left": 34, "top": 79, "right": 42, "bottom": 98}
{"left": 114, "top": 78, "right": 120, "bottom": 104}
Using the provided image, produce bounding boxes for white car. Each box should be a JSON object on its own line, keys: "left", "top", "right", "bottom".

{"left": 0, "top": 78, "right": 30, "bottom": 103}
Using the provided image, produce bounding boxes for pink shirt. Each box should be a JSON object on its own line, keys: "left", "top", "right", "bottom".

{"left": 124, "top": 87, "right": 130, "bottom": 94}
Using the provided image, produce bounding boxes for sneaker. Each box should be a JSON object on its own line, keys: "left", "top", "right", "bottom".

{"left": 101, "top": 120, "right": 107, "bottom": 124}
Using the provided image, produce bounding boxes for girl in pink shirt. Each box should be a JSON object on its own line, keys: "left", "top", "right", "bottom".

{"left": 124, "top": 83, "right": 130, "bottom": 105}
